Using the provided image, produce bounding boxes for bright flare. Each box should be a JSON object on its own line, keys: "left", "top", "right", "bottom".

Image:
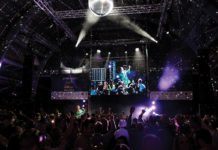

{"left": 75, "top": 10, "right": 100, "bottom": 47}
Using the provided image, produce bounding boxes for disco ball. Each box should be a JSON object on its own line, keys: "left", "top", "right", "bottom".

{"left": 89, "top": 0, "right": 114, "bottom": 17}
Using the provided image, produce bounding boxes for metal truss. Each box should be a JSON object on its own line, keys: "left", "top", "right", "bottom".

{"left": 2, "top": 58, "right": 23, "bottom": 68}
{"left": 0, "top": 75, "right": 20, "bottom": 82}
{"left": 55, "top": 3, "right": 164, "bottom": 19}
{"left": 32, "top": 33, "right": 60, "bottom": 52}
{"left": 34, "top": 0, "right": 76, "bottom": 40}
{"left": 78, "top": 39, "right": 150, "bottom": 47}
{"left": 156, "top": 0, "right": 172, "bottom": 37}
{"left": 21, "top": 26, "right": 61, "bottom": 52}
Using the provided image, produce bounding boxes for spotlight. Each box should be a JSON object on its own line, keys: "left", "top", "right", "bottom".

{"left": 125, "top": 51, "right": 128, "bottom": 54}
{"left": 152, "top": 101, "right": 156, "bottom": 105}
{"left": 135, "top": 48, "right": 140, "bottom": 52}
{"left": 108, "top": 52, "right": 111, "bottom": 55}
{"left": 97, "top": 49, "right": 101, "bottom": 53}
{"left": 166, "top": 31, "right": 170, "bottom": 34}
{"left": 82, "top": 105, "right": 85, "bottom": 108}
{"left": 0, "top": 62, "right": 2, "bottom": 68}
{"left": 151, "top": 105, "right": 156, "bottom": 110}
{"left": 83, "top": 100, "right": 86, "bottom": 103}
{"left": 89, "top": 0, "right": 114, "bottom": 17}
{"left": 116, "top": 75, "right": 119, "bottom": 78}
{"left": 108, "top": 65, "right": 112, "bottom": 68}
{"left": 85, "top": 53, "right": 89, "bottom": 56}
{"left": 152, "top": 112, "right": 159, "bottom": 116}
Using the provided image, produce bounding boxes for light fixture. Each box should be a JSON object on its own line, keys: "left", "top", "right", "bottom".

{"left": 151, "top": 105, "right": 156, "bottom": 110}
{"left": 97, "top": 49, "right": 101, "bottom": 53}
{"left": 135, "top": 48, "right": 140, "bottom": 52}
{"left": 89, "top": 0, "right": 114, "bottom": 17}
{"left": 125, "top": 51, "right": 128, "bottom": 54}
{"left": 108, "top": 52, "right": 111, "bottom": 55}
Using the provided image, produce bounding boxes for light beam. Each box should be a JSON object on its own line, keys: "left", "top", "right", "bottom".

{"left": 107, "top": 15, "right": 158, "bottom": 43}
{"left": 75, "top": 10, "right": 100, "bottom": 47}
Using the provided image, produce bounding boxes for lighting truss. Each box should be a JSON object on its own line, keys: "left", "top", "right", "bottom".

{"left": 34, "top": 0, "right": 76, "bottom": 40}
{"left": 0, "top": 76, "right": 20, "bottom": 82}
{"left": 55, "top": 4, "right": 164, "bottom": 19}
{"left": 78, "top": 39, "right": 150, "bottom": 47}
{"left": 156, "top": 0, "right": 172, "bottom": 37}
{"left": 21, "top": 27, "right": 60, "bottom": 53}
{"left": 32, "top": 33, "right": 60, "bottom": 52}
{"left": 2, "top": 58, "right": 23, "bottom": 68}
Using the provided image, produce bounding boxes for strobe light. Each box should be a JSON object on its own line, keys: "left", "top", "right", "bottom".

{"left": 89, "top": 0, "right": 114, "bottom": 17}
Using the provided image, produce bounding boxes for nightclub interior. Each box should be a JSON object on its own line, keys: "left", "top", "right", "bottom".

{"left": 0, "top": 0, "right": 218, "bottom": 150}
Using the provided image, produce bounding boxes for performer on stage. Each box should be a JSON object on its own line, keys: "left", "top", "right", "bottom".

{"left": 137, "top": 78, "right": 146, "bottom": 94}
{"left": 103, "top": 81, "right": 109, "bottom": 95}
{"left": 120, "top": 65, "right": 131, "bottom": 87}
{"left": 127, "top": 80, "right": 136, "bottom": 94}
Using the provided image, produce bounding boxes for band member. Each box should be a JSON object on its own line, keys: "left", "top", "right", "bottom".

{"left": 97, "top": 82, "right": 104, "bottom": 95}
{"left": 108, "top": 80, "right": 116, "bottom": 95}
{"left": 137, "top": 78, "right": 146, "bottom": 94}
{"left": 120, "top": 65, "right": 131, "bottom": 87}
{"left": 103, "top": 81, "right": 109, "bottom": 95}
{"left": 117, "top": 81, "right": 125, "bottom": 95}
{"left": 129, "top": 80, "right": 136, "bottom": 88}
{"left": 127, "top": 80, "right": 136, "bottom": 94}
{"left": 90, "top": 85, "right": 97, "bottom": 96}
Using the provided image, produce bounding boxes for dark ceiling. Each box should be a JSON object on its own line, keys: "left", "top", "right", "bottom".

{"left": 0, "top": 0, "right": 217, "bottom": 97}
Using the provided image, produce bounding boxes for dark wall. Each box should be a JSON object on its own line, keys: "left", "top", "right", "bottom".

{"left": 22, "top": 54, "right": 33, "bottom": 101}
{"left": 193, "top": 49, "right": 214, "bottom": 104}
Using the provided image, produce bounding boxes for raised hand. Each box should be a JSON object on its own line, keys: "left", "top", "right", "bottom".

{"left": 130, "top": 106, "right": 135, "bottom": 115}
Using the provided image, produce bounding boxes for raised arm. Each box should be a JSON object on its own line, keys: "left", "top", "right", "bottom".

{"left": 121, "top": 66, "right": 124, "bottom": 72}
{"left": 127, "top": 65, "right": 131, "bottom": 72}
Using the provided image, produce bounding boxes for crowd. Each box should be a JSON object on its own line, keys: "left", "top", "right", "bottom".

{"left": 0, "top": 104, "right": 218, "bottom": 150}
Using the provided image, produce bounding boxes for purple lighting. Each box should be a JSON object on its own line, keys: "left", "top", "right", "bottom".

{"left": 158, "top": 65, "right": 179, "bottom": 91}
